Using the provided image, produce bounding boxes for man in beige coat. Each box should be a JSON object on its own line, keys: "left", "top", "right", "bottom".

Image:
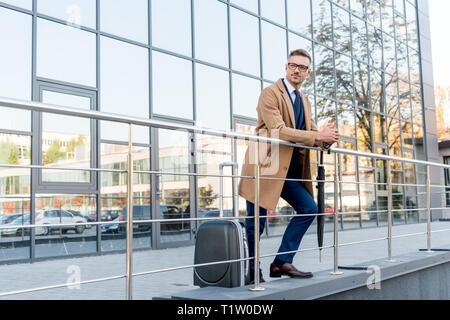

{"left": 238, "top": 49, "right": 339, "bottom": 283}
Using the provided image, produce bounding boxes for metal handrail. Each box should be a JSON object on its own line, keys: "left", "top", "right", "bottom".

{"left": 1, "top": 96, "right": 450, "bottom": 298}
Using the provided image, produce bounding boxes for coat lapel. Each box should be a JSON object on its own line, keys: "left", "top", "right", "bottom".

{"left": 276, "top": 79, "right": 296, "bottom": 128}
{"left": 301, "top": 91, "right": 311, "bottom": 131}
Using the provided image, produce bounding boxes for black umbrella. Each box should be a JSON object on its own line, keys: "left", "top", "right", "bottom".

{"left": 316, "top": 150, "right": 327, "bottom": 263}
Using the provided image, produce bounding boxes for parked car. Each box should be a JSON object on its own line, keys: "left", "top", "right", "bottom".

{"left": 1, "top": 214, "right": 32, "bottom": 237}
{"left": 118, "top": 205, "right": 151, "bottom": 234}
{"left": 35, "top": 209, "right": 86, "bottom": 235}
{"left": 0, "top": 214, "right": 23, "bottom": 225}
{"left": 100, "top": 210, "right": 121, "bottom": 234}
{"left": 67, "top": 210, "right": 92, "bottom": 229}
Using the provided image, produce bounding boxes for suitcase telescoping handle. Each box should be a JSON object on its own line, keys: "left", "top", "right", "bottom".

{"left": 219, "top": 162, "right": 239, "bottom": 218}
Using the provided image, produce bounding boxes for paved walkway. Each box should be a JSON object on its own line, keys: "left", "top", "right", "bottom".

{"left": 1, "top": 221, "right": 450, "bottom": 300}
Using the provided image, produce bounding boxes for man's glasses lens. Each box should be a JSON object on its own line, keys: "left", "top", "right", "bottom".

{"left": 288, "top": 63, "right": 309, "bottom": 72}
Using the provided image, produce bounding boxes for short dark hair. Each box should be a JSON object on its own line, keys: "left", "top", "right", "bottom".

{"left": 289, "top": 49, "right": 312, "bottom": 63}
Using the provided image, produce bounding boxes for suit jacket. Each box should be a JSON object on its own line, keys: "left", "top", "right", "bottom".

{"left": 238, "top": 79, "right": 323, "bottom": 211}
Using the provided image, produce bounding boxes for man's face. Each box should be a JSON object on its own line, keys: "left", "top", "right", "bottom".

{"left": 285, "top": 55, "right": 311, "bottom": 88}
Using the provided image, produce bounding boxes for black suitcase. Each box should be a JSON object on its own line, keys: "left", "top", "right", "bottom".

{"left": 193, "top": 162, "right": 249, "bottom": 288}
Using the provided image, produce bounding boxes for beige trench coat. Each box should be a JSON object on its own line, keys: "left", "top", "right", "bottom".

{"left": 238, "top": 79, "right": 324, "bottom": 211}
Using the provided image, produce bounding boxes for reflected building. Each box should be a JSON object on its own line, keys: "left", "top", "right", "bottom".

{"left": 0, "top": 0, "right": 443, "bottom": 263}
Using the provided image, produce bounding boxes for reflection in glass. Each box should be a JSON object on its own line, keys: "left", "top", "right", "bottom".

{"left": 370, "top": 67, "right": 383, "bottom": 113}
{"left": 387, "top": 116, "right": 401, "bottom": 156}
{"left": 403, "top": 152, "right": 414, "bottom": 192}
{"left": 411, "top": 85, "right": 422, "bottom": 124}
{"left": 373, "top": 113, "right": 387, "bottom": 144}
{"left": 100, "top": 0, "right": 148, "bottom": 43}
{"left": 196, "top": 134, "right": 232, "bottom": 224}
{"left": 397, "top": 42, "right": 408, "bottom": 81}
{"left": 0, "top": 7, "right": 32, "bottom": 132}
{"left": 335, "top": 53, "right": 353, "bottom": 104}
{"left": 385, "top": 74, "right": 398, "bottom": 117}
{"left": 381, "top": 0, "right": 394, "bottom": 36}
{"left": 350, "top": 0, "right": 365, "bottom": 18}
{"left": 152, "top": 51, "right": 193, "bottom": 120}
{"left": 383, "top": 34, "right": 396, "bottom": 75}
{"left": 316, "top": 97, "right": 336, "bottom": 129}
{"left": 314, "top": 45, "right": 335, "bottom": 98}
{"left": 395, "top": 14, "right": 407, "bottom": 45}
{"left": 152, "top": 0, "right": 191, "bottom": 56}
{"left": 351, "top": 16, "right": 368, "bottom": 63}
{"left": 260, "top": 0, "right": 285, "bottom": 25}
{"left": 398, "top": 80, "right": 411, "bottom": 122}
{"left": 312, "top": 0, "right": 332, "bottom": 48}
{"left": 38, "top": 0, "right": 96, "bottom": 29}
{"left": 401, "top": 121, "right": 413, "bottom": 149}
{"left": 194, "top": 0, "right": 228, "bottom": 67}
{"left": 356, "top": 108, "right": 372, "bottom": 152}
{"left": 353, "top": 61, "right": 369, "bottom": 109}
{"left": 368, "top": 27, "right": 383, "bottom": 68}
{"left": 100, "top": 143, "right": 151, "bottom": 251}
{"left": 230, "top": 7, "right": 260, "bottom": 77}
{"left": 34, "top": 194, "right": 97, "bottom": 258}
{"left": 41, "top": 90, "right": 91, "bottom": 183}
{"left": 261, "top": 21, "right": 287, "bottom": 82}
{"left": 287, "top": 0, "right": 311, "bottom": 36}
{"left": 337, "top": 104, "right": 356, "bottom": 139}
{"left": 100, "top": 36, "right": 149, "bottom": 144}
{"left": 333, "top": 5, "right": 351, "bottom": 54}
{"left": 366, "top": 0, "right": 381, "bottom": 28}
{"left": 37, "top": 18, "right": 96, "bottom": 87}
{"left": 1, "top": 0, "right": 31, "bottom": 9}
{"left": 405, "top": 1, "right": 418, "bottom": 50}
{"left": 232, "top": 74, "right": 260, "bottom": 119}
{"left": 158, "top": 130, "right": 191, "bottom": 243}
{"left": 409, "top": 49, "right": 420, "bottom": 87}
{"left": 230, "top": 0, "right": 258, "bottom": 13}
{"left": 196, "top": 64, "right": 230, "bottom": 131}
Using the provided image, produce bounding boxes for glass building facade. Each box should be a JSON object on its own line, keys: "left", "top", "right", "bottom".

{"left": 0, "top": 0, "right": 438, "bottom": 263}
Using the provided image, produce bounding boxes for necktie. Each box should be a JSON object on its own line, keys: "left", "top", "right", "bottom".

{"left": 294, "top": 90, "right": 304, "bottom": 129}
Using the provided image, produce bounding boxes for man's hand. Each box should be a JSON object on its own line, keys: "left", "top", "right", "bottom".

{"left": 317, "top": 124, "right": 340, "bottom": 145}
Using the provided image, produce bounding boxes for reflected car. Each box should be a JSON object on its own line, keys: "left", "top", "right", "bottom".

{"left": 118, "top": 205, "right": 151, "bottom": 234}
{"left": 67, "top": 210, "right": 92, "bottom": 229}
{"left": 101, "top": 210, "right": 121, "bottom": 234}
{"left": 35, "top": 209, "right": 87, "bottom": 235}
{"left": 1, "top": 214, "right": 34, "bottom": 237}
{"left": 0, "top": 214, "right": 23, "bottom": 225}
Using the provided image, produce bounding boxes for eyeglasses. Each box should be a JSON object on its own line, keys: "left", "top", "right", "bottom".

{"left": 287, "top": 63, "right": 310, "bottom": 72}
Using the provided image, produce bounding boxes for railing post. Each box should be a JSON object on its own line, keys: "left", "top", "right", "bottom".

{"left": 386, "top": 160, "right": 396, "bottom": 263}
{"left": 330, "top": 152, "right": 343, "bottom": 275}
{"left": 126, "top": 124, "right": 134, "bottom": 300}
{"left": 250, "top": 142, "right": 265, "bottom": 291}
{"left": 426, "top": 165, "right": 433, "bottom": 253}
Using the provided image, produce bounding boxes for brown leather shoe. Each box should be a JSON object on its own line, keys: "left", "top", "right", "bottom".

{"left": 270, "top": 263, "right": 313, "bottom": 278}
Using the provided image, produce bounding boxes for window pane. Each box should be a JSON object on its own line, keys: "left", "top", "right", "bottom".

{"left": 367, "top": 0, "right": 381, "bottom": 28}
{"left": 312, "top": 0, "right": 332, "bottom": 48}
{"left": 230, "top": 0, "right": 258, "bottom": 13}
{"left": 368, "top": 26, "right": 383, "bottom": 68}
{"left": 35, "top": 194, "right": 97, "bottom": 258}
{"left": 333, "top": 4, "right": 351, "bottom": 54}
{"left": 316, "top": 97, "right": 336, "bottom": 129}
{"left": 337, "top": 104, "right": 356, "bottom": 138}
{"left": 1, "top": 0, "right": 31, "bottom": 9}
{"left": 356, "top": 108, "right": 372, "bottom": 152}
{"left": 260, "top": 0, "right": 285, "bottom": 25}
{"left": 287, "top": 0, "right": 312, "bottom": 37}
{"left": 100, "top": 0, "right": 148, "bottom": 43}
{"left": 100, "top": 143, "right": 151, "bottom": 251}
{"left": 261, "top": 21, "right": 287, "bottom": 82}
{"left": 152, "top": 0, "right": 191, "bottom": 56}
{"left": 230, "top": 7, "right": 260, "bottom": 77}
{"left": 100, "top": 36, "right": 149, "bottom": 144}
{"left": 0, "top": 7, "right": 32, "bottom": 132}
{"left": 388, "top": 116, "right": 401, "bottom": 156}
{"left": 38, "top": 0, "right": 96, "bottom": 29}
{"left": 314, "top": 45, "right": 335, "bottom": 98}
{"left": 158, "top": 129, "right": 191, "bottom": 243}
{"left": 353, "top": 61, "right": 369, "bottom": 109}
{"left": 351, "top": 16, "right": 368, "bottom": 63}
{"left": 385, "top": 73, "right": 398, "bottom": 117}
{"left": 196, "top": 64, "right": 230, "bottom": 130}
{"left": 232, "top": 74, "right": 260, "bottom": 119}
{"left": 373, "top": 113, "right": 387, "bottom": 143}
{"left": 41, "top": 90, "right": 91, "bottom": 183}
{"left": 370, "top": 67, "right": 383, "bottom": 113}
{"left": 37, "top": 18, "right": 96, "bottom": 87}
{"left": 0, "top": 132, "right": 31, "bottom": 261}
{"left": 350, "top": 0, "right": 365, "bottom": 18}
{"left": 381, "top": 0, "right": 394, "bottom": 36}
{"left": 152, "top": 51, "right": 193, "bottom": 120}
{"left": 335, "top": 53, "right": 353, "bottom": 104}
{"left": 194, "top": 0, "right": 228, "bottom": 67}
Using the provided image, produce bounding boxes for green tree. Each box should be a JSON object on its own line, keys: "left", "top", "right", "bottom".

{"left": 42, "top": 140, "right": 65, "bottom": 165}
